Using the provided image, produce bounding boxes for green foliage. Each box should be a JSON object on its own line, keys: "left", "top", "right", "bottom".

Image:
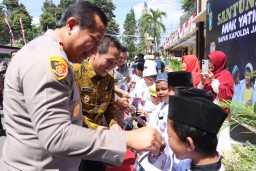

{"left": 218, "top": 100, "right": 256, "bottom": 129}
{"left": 181, "top": 0, "right": 196, "bottom": 13}
{"left": 87, "top": 0, "right": 119, "bottom": 34}
{"left": 40, "top": 0, "right": 61, "bottom": 32}
{"left": 168, "top": 58, "right": 182, "bottom": 72}
{"left": 137, "top": 2, "right": 149, "bottom": 54}
{"left": 1, "top": 0, "right": 32, "bottom": 46}
{"left": 2, "top": 0, "right": 19, "bottom": 11}
{"left": 219, "top": 99, "right": 256, "bottom": 170}
{"left": 0, "top": 3, "right": 10, "bottom": 45}
{"left": 123, "top": 9, "right": 137, "bottom": 60}
{"left": 222, "top": 141, "right": 256, "bottom": 171}
{"left": 56, "top": 0, "right": 76, "bottom": 21}
{"left": 26, "top": 25, "right": 43, "bottom": 41}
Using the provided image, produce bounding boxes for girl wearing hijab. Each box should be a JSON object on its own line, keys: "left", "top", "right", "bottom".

{"left": 198, "top": 51, "right": 234, "bottom": 102}
{"left": 182, "top": 55, "right": 201, "bottom": 87}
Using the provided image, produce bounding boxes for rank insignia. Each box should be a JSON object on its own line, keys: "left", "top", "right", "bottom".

{"left": 50, "top": 56, "right": 68, "bottom": 81}
{"left": 72, "top": 102, "right": 80, "bottom": 119}
{"left": 84, "top": 95, "right": 90, "bottom": 103}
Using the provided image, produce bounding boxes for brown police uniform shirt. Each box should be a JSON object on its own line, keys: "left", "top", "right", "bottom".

{"left": 72, "top": 61, "right": 118, "bottom": 129}
{"left": 1, "top": 30, "right": 126, "bottom": 171}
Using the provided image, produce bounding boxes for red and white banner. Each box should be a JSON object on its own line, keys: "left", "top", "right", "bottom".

{"left": 162, "top": 12, "right": 197, "bottom": 50}
{"left": 20, "top": 16, "right": 26, "bottom": 44}
{"left": 3, "top": 12, "right": 16, "bottom": 46}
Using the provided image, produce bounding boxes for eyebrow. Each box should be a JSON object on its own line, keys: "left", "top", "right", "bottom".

{"left": 90, "top": 34, "right": 97, "bottom": 42}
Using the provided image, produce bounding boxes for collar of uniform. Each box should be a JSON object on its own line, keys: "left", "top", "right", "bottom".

{"left": 44, "top": 29, "right": 69, "bottom": 62}
{"left": 45, "top": 29, "right": 63, "bottom": 45}
{"left": 82, "top": 61, "right": 98, "bottom": 79}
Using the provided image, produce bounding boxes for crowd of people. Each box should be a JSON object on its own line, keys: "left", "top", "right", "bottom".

{"left": 0, "top": 1, "right": 240, "bottom": 171}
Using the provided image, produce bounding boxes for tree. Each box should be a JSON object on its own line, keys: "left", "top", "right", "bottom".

{"left": 123, "top": 9, "right": 137, "bottom": 60}
{"left": 1, "top": 0, "right": 33, "bottom": 46}
{"left": 87, "top": 0, "right": 119, "bottom": 34}
{"left": 26, "top": 25, "right": 42, "bottom": 41}
{"left": 40, "top": 0, "right": 57, "bottom": 32}
{"left": 2, "top": 0, "right": 19, "bottom": 11}
{"left": 0, "top": 3, "right": 10, "bottom": 45}
{"left": 53, "top": 0, "right": 119, "bottom": 34}
{"left": 137, "top": 2, "right": 149, "bottom": 54}
{"left": 142, "top": 8, "right": 166, "bottom": 51}
{"left": 181, "top": 0, "right": 196, "bottom": 13}
{"left": 55, "top": 0, "right": 76, "bottom": 21}
{"left": 11, "top": 4, "right": 33, "bottom": 36}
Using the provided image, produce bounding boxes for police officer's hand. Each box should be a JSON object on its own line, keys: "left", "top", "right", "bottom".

{"left": 125, "top": 127, "right": 164, "bottom": 155}
{"left": 110, "top": 123, "right": 122, "bottom": 131}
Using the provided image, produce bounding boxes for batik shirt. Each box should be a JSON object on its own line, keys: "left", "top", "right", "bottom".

{"left": 73, "top": 61, "right": 118, "bottom": 129}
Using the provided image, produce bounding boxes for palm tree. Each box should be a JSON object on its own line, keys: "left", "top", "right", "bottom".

{"left": 142, "top": 8, "right": 166, "bottom": 51}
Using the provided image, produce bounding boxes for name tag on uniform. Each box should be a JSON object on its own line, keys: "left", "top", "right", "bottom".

{"left": 81, "top": 87, "right": 93, "bottom": 93}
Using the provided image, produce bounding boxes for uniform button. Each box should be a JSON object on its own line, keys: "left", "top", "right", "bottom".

{"left": 113, "top": 155, "right": 119, "bottom": 160}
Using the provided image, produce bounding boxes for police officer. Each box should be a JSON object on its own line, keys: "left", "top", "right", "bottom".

{"left": 1, "top": 2, "right": 163, "bottom": 170}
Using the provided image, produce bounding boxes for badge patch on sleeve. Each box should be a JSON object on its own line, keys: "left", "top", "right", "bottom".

{"left": 50, "top": 56, "right": 68, "bottom": 80}
{"left": 72, "top": 102, "right": 81, "bottom": 119}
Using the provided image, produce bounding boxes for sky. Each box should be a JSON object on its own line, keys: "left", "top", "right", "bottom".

{"left": 1, "top": 0, "right": 182, "bottom": 44}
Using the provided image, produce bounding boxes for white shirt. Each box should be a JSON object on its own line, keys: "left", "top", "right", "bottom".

{"left": 133, "top": 77, "right": 147, "bottom": 108}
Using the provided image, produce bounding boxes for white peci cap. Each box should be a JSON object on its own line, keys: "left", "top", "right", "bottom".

{"left": 144, "top": 60, "right": 156, "bottom": 69}
{"left": 143, "top": 67, "right": 157, "bottom": 77}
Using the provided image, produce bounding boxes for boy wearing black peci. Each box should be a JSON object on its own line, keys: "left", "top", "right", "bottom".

{"left": 167, "top": 88, "right": 227, "bottom": 171}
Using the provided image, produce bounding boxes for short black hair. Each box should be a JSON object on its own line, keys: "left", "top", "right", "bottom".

{"left": 98, "top": 35, "right": 122, "bottom": 55}
{"left": 120, "top": 46, "right": 127, "bottom": 53}
{"left": 11, "top": 51, "right": 18, "bottom": 55}
{"left": 56, "top": 1, "right": 108, "bottom": 29}
{"left": 136, "top": 62, "right": 144, "bottom": 72}
{"left": 172, "top": 120, "right": 217, "bottom": 157}
{"left": 154, "top": 51, "right": 160, "bottom": 57}
{"left": 245, "top": 66, "right": 252, "bottom": 73}
{"left": 137, "top": 53, "right": 145, "bottom": 63}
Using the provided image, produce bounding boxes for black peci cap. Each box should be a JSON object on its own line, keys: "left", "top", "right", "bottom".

{"left": 167, "top": 71, "right": 193, "bottom": 87}
{"left": 178, "top": 87, "right": 214, "bottom": 101}
{"left": 168, "top": 96, "right": 227, "bottom": 134}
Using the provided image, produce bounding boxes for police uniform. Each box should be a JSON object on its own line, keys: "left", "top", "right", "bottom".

{"left": 1, "top": 30, "right": 126, "bottom": 171}
{"left": 72, "top": 61, "right": 118, "bottom": 130}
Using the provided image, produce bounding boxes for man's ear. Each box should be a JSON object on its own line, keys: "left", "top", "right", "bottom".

{"left": 186, "top": 137, "right": 196, "bottom": 152}
{"left": 65, "top": 17, "right": 78, "bottom": 32}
